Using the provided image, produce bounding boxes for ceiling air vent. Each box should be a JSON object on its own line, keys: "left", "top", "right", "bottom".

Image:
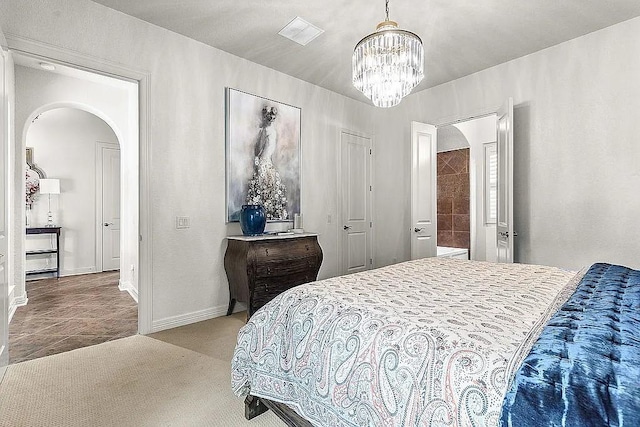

{"left": 278, "top": 17, "right": 324, "bottom": 46}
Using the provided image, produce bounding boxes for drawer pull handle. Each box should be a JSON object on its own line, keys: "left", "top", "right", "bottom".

{"left": 266, "top": 267, "right": 272, "bottom": 275}
{"left": 265, "top": 248, "right": 269, "bottom": 256}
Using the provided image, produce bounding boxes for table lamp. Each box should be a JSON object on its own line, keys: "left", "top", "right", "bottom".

{"left": 39, "top": 178, "right": 60, "bottom": 227}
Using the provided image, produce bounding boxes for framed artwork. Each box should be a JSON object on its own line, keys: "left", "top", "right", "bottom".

{"left": 226, "top": 88, "right": 301, "bottom": 222}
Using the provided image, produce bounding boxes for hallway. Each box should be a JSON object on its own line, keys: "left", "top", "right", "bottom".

{"left": 9, "top": 271, "right": 137, "bottom": 364}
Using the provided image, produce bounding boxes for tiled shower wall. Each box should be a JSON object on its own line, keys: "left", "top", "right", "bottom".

{"left": 437, "top": 149, "right": 470, "bottom": 250}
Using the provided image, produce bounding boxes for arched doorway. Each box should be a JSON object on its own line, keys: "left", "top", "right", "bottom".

{"left": 10, "top": 107, "right": 137, "bottom": 363}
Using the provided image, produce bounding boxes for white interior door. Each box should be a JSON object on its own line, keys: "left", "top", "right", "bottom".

{"left": 411, "top": 121, "right": 437, "bottom": 260}
{"left": 100, "top": 144, "right": 120, "bottom": 271}
{"left": 496, "top": 98, "right": 514, "bottom": 263}
{"left": 0, "top": 29, "right": 11, "bottom": 367}
{"left": 340, "top": 131, "right": 372, "bottom": 275}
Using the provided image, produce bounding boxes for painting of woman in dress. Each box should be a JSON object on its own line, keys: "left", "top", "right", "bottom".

{"left": 226, "top": 89, "right": 300, "bottom": 222}
{"left": 245, "top": 106, "right": 288, "bottom": 220}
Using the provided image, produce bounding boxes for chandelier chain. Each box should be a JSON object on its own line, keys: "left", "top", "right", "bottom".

{"left": 385, "top": 0, "right": 390, "bottom": 21}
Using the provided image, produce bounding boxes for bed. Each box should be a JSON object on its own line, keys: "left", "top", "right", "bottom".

{"left": 231, "top": 258, "right": 640, "bottom": 426}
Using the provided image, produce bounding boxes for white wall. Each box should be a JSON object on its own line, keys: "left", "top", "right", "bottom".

{"left": 0, "top": 0, "right": 379, "bottom": 330}
{"left": 12, "top": 64, "right": 137, "bottom": 304}
{"left": 25, "top": 107, "right": 118, "bottom": 275}
{"left": 381, "top": 16, "right": 640, "bottom": 270}
{"left": 370, "top": 106, "right": 409, "bottom": 267}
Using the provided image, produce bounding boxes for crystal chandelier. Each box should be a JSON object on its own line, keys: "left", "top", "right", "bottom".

{"left": 352, "top": 0, "right": 424, "bottom": 108}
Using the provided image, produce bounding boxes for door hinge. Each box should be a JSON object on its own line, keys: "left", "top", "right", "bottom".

{"left": 369, "top": 149, "right": 372, "bottom": 155}
{"left": 369, "top": 185, "right": 372, "bottom": 191}
{"left": 370, "top": 258, "right": 373, "bottom": 265}
{"left": 370, "top": 222, "right": 372, "bottom": 228}
{"left": 139, "top": 235, "right": 143, "bottom": 242}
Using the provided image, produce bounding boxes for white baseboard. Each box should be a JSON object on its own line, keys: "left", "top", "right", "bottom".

{"left": 0, "top": 349, "right": 7, "bottom": 372}
{"left": 8, "top": 305, "right": 16, "bottom": 324}
{"left": 151, "top": 305, "right": 230, "bottom": 333}
{"left": 12, "top": 294, "right": 28, "bottom": 306}
{"left": 8, "top": 294, "right": 28, "bottom": 323}
{"left": 118, "top": 280, "right": 138, "bottom": 303}
{"left": 60, "top": 267, "right": 97, "bottom": 277}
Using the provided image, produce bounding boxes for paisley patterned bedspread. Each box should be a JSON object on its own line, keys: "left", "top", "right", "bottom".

{"left": 231, "top": 258, "right": 581, "bottom": 427}
{"left": 500, "top": 263, "right": 640, "bottom": 427}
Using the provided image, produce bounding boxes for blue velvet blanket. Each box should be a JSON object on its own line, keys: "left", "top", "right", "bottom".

{"left": 501, "top": 263, "right": 640, "bottom": 427}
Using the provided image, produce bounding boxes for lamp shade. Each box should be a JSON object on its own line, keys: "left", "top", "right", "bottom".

{"left": 39, "top": 178, "right": 60, "bottom": 195}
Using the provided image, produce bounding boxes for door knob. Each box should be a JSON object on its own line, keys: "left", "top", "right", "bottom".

{"left": 499, "top": 231, "right": 509, "bottom": 237}
{"left": 343, "top": 225, "right": 351, "bottom": 230}
{"left": 414, "top": 227, "right": 424, "bottom": 232}
{"left": 104, "top": 222, "right": 114, "bottom": 227}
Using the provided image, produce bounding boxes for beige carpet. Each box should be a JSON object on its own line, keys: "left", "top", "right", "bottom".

{"left": 0, "top": 334, "right": 283, "bottom": 426}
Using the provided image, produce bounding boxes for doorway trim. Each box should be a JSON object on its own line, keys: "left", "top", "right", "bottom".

{"left": 5, "top": 34, "right": 153, "bottom": 334}
{"left": 434, "top": 108, "right": 499, "bottom": 129}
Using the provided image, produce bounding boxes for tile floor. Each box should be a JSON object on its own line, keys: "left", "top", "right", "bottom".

{"left": 9, "top": 271, "right": 138, "bottom": 364}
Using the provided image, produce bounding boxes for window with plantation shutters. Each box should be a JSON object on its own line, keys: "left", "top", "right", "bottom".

{"left": 484, "top": 143, "right": 497, "bottom": 224}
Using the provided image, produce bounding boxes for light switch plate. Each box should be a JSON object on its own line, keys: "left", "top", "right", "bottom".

{"left": 176, "top": 216, "right": 190, "bottom": 229}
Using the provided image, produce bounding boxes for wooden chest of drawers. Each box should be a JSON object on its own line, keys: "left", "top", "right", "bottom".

{"left": 224, "top": 234, "right": 323, "bottom": 317}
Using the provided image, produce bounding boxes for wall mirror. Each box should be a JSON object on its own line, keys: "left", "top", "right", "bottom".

{"left": 26, "top": 147, "right": 46, "bottom": 208}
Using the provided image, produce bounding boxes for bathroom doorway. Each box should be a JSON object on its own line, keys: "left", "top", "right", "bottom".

{"left": 436, "top": 114, "right": 497, "bottom": 262}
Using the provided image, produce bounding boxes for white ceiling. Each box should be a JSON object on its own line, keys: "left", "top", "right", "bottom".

{"left": 90, "top": 0, "right": 640, "bottom": 104}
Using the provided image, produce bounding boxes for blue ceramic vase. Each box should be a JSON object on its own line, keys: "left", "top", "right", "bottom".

{"left": 240, "top": 204, "right": 266, "bottom": 236}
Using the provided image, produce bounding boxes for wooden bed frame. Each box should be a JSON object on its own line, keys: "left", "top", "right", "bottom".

{"left": 245, "top": 395, "right": 312, "bottom": 426}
